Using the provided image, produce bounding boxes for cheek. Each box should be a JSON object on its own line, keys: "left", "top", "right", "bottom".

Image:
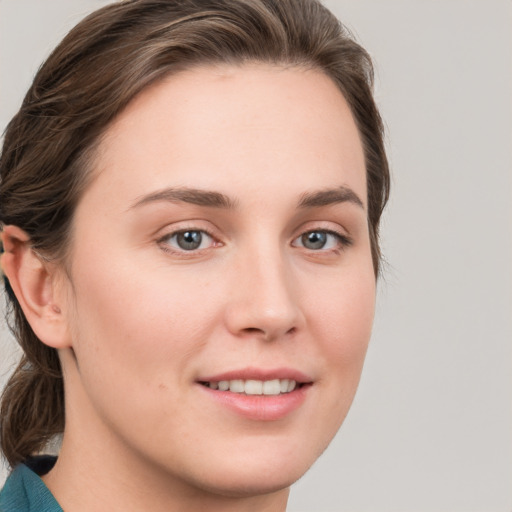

{"left": 63, "top": 258, "right": 228, "bottom": 448}
{"left": 66, "top": 255, "right": 221, "bottom": 384}
{"left": 307, "top": 266, "right": 375, "bottom": 414}
{"left": 312, "top": 267, "right": 375, "bottom": 359}
{"left": 280, "top": 266, "right": 376, "bottom": 463}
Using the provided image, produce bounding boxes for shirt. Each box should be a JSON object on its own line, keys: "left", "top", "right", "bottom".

{"left": 0, "top": 456, "right": 62, "bottom": 512}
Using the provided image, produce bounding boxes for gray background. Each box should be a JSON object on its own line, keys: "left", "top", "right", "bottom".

{"left": 1, "top": 1, "right": 511, "bottom": 511}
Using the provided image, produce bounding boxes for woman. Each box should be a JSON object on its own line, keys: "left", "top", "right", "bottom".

{"left": 0, "top": 0, "right": 389, "bottom": 510}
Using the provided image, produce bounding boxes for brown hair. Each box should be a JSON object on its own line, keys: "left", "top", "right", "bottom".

{"left": 0, "top": 0, "right": 389, "bottom": 467}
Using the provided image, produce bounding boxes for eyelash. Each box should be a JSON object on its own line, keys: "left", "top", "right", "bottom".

{"left": 292, "top": 229, "right": 353, "bottom": 252}
{"left": 157, "top": 228, "right": 218, "bottom": 255}
{"left": 157, "top": 227, "right": 352, "bottom": 255}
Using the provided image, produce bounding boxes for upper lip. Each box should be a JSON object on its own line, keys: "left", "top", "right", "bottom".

{"left": 198, "top": 367, "right": 313, "bottom": 384}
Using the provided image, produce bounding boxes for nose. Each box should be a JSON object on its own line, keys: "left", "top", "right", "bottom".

{"left": 224, "top": 248, "right": 304, "bottom": 342}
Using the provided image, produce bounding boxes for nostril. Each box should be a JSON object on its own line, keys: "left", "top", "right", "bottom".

{"left": 241, "top": 325, "right": 297, "bottom": 340}
{"left": 243, "top": 327, "right": 264, "bottom": 335}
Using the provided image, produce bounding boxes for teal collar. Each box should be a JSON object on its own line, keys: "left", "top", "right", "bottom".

{"left": 0, "top": 458, "right": 62, "bottom": 512}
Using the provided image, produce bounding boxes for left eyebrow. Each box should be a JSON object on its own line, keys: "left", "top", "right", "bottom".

{"left": 297, "top": 186, "right": 365, "bottom": 210}
{"left": 130, "top": 187, "right": 237, "bottom": 210}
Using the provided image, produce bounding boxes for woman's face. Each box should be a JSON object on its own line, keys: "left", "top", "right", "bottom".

{"left": 59, "top": 64, "right": 375, "bottom": 496}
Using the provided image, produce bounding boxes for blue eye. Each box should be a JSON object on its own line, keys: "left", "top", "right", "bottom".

{"left": 293, "top": 230, "right": 350, "bottom": 251}
{"left": 163, "top": 230, "right": 214, "bottom": 251}
{"left": 301, "top": 231, "right": 328, "bottom": 250}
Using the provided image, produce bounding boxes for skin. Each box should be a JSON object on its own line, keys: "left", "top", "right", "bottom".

{"left": 2, "top": 64, "right": 375, "bottom": 511}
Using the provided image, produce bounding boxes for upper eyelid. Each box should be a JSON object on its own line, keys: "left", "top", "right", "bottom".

{"left": 291, "top": 220, "right": 352, "bottom": 240}
{"left": 156, "top": 220, "right": 220, "bottom": 238}
{"left": 154, "top": 220, "right": 352, "bottom": 243}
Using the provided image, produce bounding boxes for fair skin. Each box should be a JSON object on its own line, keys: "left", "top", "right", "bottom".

{"left": 2, "top": 64, "right": 375, "bottom": 511}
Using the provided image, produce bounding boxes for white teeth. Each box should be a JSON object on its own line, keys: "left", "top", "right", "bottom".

{"left": 262, "top": 379, "right": 281, "bottom": 395}
{"left": 245, "top": 380, "right": 263, "bottom": 395}
{"left": 207, "top": 379, "right": 298, "bottom": 395}
{"left": 218, "top": 380, "right": 229, "bottom": 391}
{"left": 229, "top": 379, "right": 245, "bottom": 393}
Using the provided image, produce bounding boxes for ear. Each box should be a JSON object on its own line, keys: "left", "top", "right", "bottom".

{"left": 1, "top": 225, "right": 72, "bottom": 349}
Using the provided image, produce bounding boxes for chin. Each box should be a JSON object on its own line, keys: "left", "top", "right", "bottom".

{"left": 173, "top": 436, "right": 326, "bottom": 499}
{"left": 189, "top": 464, "right": 305, "bottom": 499}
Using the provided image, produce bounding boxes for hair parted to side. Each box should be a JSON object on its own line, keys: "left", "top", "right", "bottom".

{"left": 0, "top": 0, "right": 389, "bottom": 468}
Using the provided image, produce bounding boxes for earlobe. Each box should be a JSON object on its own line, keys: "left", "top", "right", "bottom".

{"left": 1, "top": 225, "right": 71, "bottom": 349}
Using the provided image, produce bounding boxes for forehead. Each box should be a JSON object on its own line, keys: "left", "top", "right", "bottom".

{"left": 89, "top": 63, "right": 366, "bottom": 209}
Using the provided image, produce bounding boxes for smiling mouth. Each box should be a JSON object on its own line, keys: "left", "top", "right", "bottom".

{"left": 199, "top": 379, "right": 303, "bottom": 395}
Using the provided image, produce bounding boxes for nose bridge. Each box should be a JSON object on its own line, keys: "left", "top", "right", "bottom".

{"left": 225, "top": 232, "right": 303, "bottom": 340}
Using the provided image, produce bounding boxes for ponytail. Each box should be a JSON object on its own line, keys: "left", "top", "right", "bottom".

{"left": 1, "top": 286, "right": 64, "bottom": 467}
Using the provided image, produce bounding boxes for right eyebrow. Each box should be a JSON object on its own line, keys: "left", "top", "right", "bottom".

{"left": 297, "top": 186, "right": 365, "bottom": 210}
{"left": 130, "top": 187, "right": 238, "bottom": 210}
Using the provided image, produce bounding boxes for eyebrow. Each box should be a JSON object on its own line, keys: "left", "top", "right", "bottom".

{"left": 130, "top": 185, "right": 364, "bottom": 211}
{"left": 297, "top": 186, "right": 365, "bottom": 210}
{"left": 131, "top": 187, "right": 237, "bottom": 210}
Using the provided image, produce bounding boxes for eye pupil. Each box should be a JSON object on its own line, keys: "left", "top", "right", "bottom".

{"left": 302, "top": 231, "right": 327, "bottom": 250}
{"left": 177, "top": 231, "right": 202, "bottom": 250}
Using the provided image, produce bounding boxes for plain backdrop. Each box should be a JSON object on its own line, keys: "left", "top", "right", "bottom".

{"left": 0, "top": 1, "right": 511, "bottom": 511}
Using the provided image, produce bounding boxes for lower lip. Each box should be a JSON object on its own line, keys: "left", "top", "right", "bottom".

{"left": 197, "top": 384, "right": 310, "bottom": 421}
